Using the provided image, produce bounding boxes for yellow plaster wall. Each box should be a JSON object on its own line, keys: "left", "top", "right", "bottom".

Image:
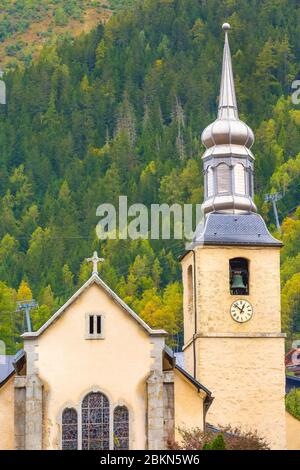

{"left": 174, "top": 368, "right": 204, "bottom": 441}
{"left": 0, "top": 375, "right": 14, "bottom": 450}
{"left": 28, "top": 283, "right": 157, "bottom": 450}
{"left": 286, "top": 411, "right": 300, "bottom": 450}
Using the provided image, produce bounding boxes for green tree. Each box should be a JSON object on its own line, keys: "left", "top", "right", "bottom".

{"left": 0, "top": 282, "right": 17, "bottom": 353}
{"left": 203, "top": 434, "right": 226, "bottom": 450}
{"left": 17, "top": 280, "right": 33, "bottom": 301}
{"left": 286, "top": 389, "right": 300, "bottom": 421}
{"left": 282, "top": 273, "right": 300, "bottom": 338}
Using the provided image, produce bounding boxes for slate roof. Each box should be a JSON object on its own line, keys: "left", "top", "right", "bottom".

{"left": 0, "top": 355, "right": 15, "bottom": 384}
{"left": 189, "top": 212, "right": 282, "bottom": 249}
{"left": 0, "top": 350, "right": 25, "bottom": 387}
{"left": 174, "top": 352, "right": 184, "bottom": 369}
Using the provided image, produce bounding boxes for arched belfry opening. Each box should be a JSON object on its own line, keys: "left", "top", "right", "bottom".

{"left": 229, "top": 258, "right": 249, "bottom": 295}
{"left": 187, "top": 265, "right": 193, "bottom": 307}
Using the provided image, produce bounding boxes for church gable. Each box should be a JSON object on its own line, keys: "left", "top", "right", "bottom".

{"left": 20, "top": 272, "right": 168, "bottom": 450}
{"left": 26, "top": 275, "right": 167, "bottom": 362}
{"left": 22, "top": 273, "right": 167, "bottom": 341}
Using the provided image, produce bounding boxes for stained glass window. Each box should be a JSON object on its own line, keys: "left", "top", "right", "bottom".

{"left": 113, "top": 406, "right": 129, "bottom": 450}
{"left": 82, "top": 392, "right": 110, "bottom": 450}
{"left": 62, "top": 408, "right": 78, "bottom": 450}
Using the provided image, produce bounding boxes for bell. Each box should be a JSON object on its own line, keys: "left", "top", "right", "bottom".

{"left": 231, "top": 273, "right": 246, "bottom": 290}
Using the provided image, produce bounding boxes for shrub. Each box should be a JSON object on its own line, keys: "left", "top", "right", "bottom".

{"left": 203, "top": 434, "right": 226, "bottom": 450}
{"left": 169, "top": 426, "right": 270, "bottom": 451}
{"left": 286, "top": 389, "right": 300, "bottom": 421}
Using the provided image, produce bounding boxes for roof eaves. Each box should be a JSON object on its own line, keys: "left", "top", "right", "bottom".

{"left": 175, "top": 364, "right": 212, "bottom": 397}
{"left": 163, "top": 346, "right": 212, "bottom": 397}
{"left": 22, "top": 274, "right": 167, "bottom": 340}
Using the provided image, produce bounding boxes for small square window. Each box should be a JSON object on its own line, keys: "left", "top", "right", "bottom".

{"left": 86, "top": 314, "right": 105, "bottom": 339}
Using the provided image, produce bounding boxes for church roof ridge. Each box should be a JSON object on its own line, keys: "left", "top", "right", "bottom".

{"left": 21, "top": 273, "right": 168, "bottom": 340}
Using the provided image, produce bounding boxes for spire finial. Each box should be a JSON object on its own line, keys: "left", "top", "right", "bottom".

{"left": 222, "top": 22, "right": 231, "bottom": 31}
{"left": 218, "top": 22, "right": 238, "bottom": 120}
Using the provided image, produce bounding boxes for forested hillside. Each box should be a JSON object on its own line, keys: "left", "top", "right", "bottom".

{"left": 0, "top": 0, "right": 300, "bottom": 353}
{"left": 0, "top": 0, "right": 133, "bottom": 69}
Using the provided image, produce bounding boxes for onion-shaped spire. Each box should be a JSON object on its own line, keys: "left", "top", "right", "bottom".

{"left": 201, "top": 23, "right": 257, "bottom": 215}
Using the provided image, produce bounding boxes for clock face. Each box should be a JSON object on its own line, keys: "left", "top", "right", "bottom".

{"left": 230, "top": 300, "right": 253, "bottom": 323}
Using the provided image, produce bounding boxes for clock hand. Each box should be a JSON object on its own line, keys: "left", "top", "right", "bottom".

{"left": 234, "top": 303, "right": 243, "bottom": 312}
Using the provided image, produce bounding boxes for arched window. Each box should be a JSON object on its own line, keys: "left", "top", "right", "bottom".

{"left": 234, "top": 163, "right": 246, "bottom": 195}
{"left": 62, "top": 408, "right": 78, "bottom": 450}
{"left": 207, "top": 166, "right": 214, "bottom": 197}
{"left": 229, "top": 258, "right": 249, "bottom": 295}
{"left": 82, "top": 392, "right": 110, "bottom": 450}
{"left": 249, "top": 170, "right": 254, "bottom": 197}
{"left": 113, "top": 406, "right": 129, "bottom": 450}
{"left": 217, "top": 164, "right": 230, "bottom": 194}
{"left": 187, "top": 265, "right": 193, "bottom": 307}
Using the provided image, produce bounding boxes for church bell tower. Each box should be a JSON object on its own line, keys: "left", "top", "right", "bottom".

{"left": 181, "top": 23, "right": 286, "bottom": 449}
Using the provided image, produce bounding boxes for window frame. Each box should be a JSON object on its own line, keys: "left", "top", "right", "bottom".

{"left": 187, "top": 264, "right": 194, "bottom": 308}
{"left": 229, "top": 257, "right": 250, "bottom": 296}
{"left": 216, "top": 163, "right": 231, "bottom": 195}
{"left": 233, "top": 163, "right": 246, "bottom": 195}
{"left": 113, "top": 405, "right": 130, "bottom": 450}
{"left": 61, "top": 407, "right": 78, "bottom": 450}
{"left": 206, "top": 166, "right": 214, "bottom": 198}
{"left": 85, "top": 313, "right": 105, "bottom": 340}
{"left": 81, "top": 392, "right": 110, "bottom": 450}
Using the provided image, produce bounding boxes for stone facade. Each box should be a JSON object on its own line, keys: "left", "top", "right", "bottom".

{"left": 182, "top": 245, "right": 287, "bottom": 450}
{"left": 14, "top": 376, "right": 26, "bottom": 450}
{"left": 25, "top": 374, "right": 43, "bottom": 450}
{"left": 197, "top": 336, "right": 286, "bottom": 449}
{"left": 147, "top": 371, "right": 165, "bottom": 450}
{"left": 14, "top": 374, "right": 43, "bottom": 450}
{"left": 163, "top": 371, "right": 175, "bottom": 446}
{"left": 147, "top": 340, "right": 175, "bottom": 450}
